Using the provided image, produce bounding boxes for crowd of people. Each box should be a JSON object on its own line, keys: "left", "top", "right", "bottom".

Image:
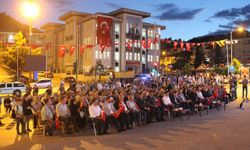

{"left": 0, "top": 74, "right": 232, "bottom": 136}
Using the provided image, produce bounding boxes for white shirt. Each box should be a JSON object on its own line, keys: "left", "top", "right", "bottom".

{"left": 41, "top": 105, "right": 53, "bottom": 121}
{"left": 89, "top": 104, "right": 102, "bottom": 118}
{"left": 56, "top": 103, "right": 69, "bottom": 117}
{"left": 197, "top": 91, "right": 205, "bottom": 99}
{"left": 97, "top": 83, "right": 103, "bottom": 91}
{"left": 126, "top": 100, "right": 139, "bottom": 112}
{"left": 103, "top": 102, "right": 117, "bottom": 116}
{"left": 162, "top": 95, "right": 172, "bottom": 106}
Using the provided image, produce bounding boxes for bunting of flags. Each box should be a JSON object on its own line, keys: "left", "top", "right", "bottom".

{"left": 160, "top": 38, "right": 228, "bottom": 52}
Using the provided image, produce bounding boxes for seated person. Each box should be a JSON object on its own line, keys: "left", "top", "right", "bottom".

{"left": 103, "top": 96, "right": 121, "bottom": 132}
{"left": 89, "top": 99, "right": 108, "bottom": 135}
{"left": 126, "top": 94, "right": 141, "bottom": 127}
{"left": 41, "top": 98, "right": 55, "bottom": 136}
{"left": 56, "top": 95, "right": 79, "bottom": 134}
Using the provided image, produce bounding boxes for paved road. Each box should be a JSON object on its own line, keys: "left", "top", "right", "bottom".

{"left": 0, "top": 86, "right": 250, "bottom": 150}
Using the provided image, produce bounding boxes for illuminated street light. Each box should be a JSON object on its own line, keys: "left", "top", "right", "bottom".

{"left": 22, "top": 1, "right": 39, "bottom": 18}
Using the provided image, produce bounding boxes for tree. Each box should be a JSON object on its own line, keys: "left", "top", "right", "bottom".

{"left": 214, "top": 45, "right": 224, "bottom": 65}
{"left": 2, "top": 32, "right": 41, "bottom": 74}
{"left": 172, "top": 51, "right": 193, "bottom": 72}
{"left": 194, "top": 47, "right": 205, "bottom": 68}
{"left": 231, "top": 58, "right": 241, "bottom": 74}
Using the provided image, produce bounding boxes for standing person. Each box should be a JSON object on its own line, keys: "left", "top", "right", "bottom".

{"left": 233, "top": 76, "right": 238, "bottom": 99}
{"left": 33, "top": 85, "right": 39, "bottom": 96}
{"left": 4, "top": 95, "right": 12, "bottom": 115}
{"left": 15, "top": 98, "right": 25, "bottom": 134}
{"left": 242, "top": 75, "right": 248, "bottom": 99}
{"left": 23, "top": 95, "right": 33, "bottom": 132}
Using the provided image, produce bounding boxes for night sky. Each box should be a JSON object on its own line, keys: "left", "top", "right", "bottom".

{"left": 0, "top": 0, "right": 250, "bottom": 40}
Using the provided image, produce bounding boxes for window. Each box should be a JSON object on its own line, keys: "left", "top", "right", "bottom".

{"left": 148, "top": 55, "right": 150, "bottom": 62}
{"left": 134, "top": 53, "right": 137, "bottom": 61}
{"left": 129, "top": 52, "right": 133, "bottom": 60}
{"left": 7, "top": 84, "right": 12, "bottom": 88}
{"left": 0, "top": 84, "right": 5, "bottom": 88}
{"left": 115, "top": 61, "right": 119, "bottom": 66}
{"left": 126, "top": 52, "right": 129, "bottom": 60}
{"left": 156, "top": 56, "right": 159, "bottom": 61}
{"left": 115, "top": 52, "right": 120, "bottom": 60}
{"left": 138, "top": 53, "right": 140, "bottom": 61}
{"left": 95, "top": 51, "right": 98, "bottom": 59}
{"left": 151, "top": 55, "right": 153, "bottom": 62}
{"left": 115, "top": 48, "right": 119, "bottom": 52}
{"left": 107, "top": 52, "right": 110, "bottom": 58}
{"left": 103, "top": 52, "right": 106, "bottom": 59}
{"left": 14, "top": 83, "right": 25, "bottom": 87}
{"left": 99, "top": 51, "right": 102, "bottom": 59}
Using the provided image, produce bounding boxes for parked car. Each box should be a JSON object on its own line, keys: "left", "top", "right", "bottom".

{"left": 38, "top": 72, "right": 54, "bottom": 78}
{"left": 0, "top": 82, "right": 26, "bottom": 96}
{"left": 30, "top": 79, "right": 52, "bottom": 89}
{"left": 63, "top": 76, "right": 76, "bottom": 84}
{"left": 134, "top": 74, "right": 153, "bottom": 81}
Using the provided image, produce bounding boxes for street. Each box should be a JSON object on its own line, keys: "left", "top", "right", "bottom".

{"left": 0, "top": 85, "right": 250, "bottom": 150}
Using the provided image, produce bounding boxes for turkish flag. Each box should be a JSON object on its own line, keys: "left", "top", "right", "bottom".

{"left": 80, "top": 45, "right": 85, "bottom": 55}
{"left": 148, "top": 38, "right": 152, "bottom": 49}
{"left": 180, "top": 42, "right": 184, "bottom": 50}
{"left": 97, "top": 16, "right": 112, "bottom": 53}
{"left": 174, "top": 41, "right": 178, "bottom": 50}
{"left": 126, "top": 42, "right": 131, "bottom": 50}
{"left": 58, "top": 46, "right": 66, "bottom": 57}
{"left": 186, "top": 43, "right": 191, "bottom": 51}
{"left": 70, "top": 46, "right": 75, "bottom": 56}
{"left": 141, "top": 40, "right": 146, "bottom": 49}
{"left": 153, "top": 37, "right": 159, "bottom": 44}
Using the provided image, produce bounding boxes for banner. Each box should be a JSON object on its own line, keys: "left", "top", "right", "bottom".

{"left": 58, "top": 46, "right": 66, "bottom": 57}
{"left": 70, "top": 46, "right": 75, "bottom": 56}
{"left": 97, "top": 16, "right": 112, "bottom": 53}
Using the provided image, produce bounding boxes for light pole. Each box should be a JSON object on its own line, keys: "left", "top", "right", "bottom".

{"left": 230, "top": 26, "right": 244, "bottom": 64}
{"left": 226, "top": 40, "right": 229, "bottom": 76}
{"left": 22, "top": 0, "right": 39, "bottom": 80}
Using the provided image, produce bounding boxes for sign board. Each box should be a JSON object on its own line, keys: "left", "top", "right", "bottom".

{"left": 229, "top": 66, "right": 235, "bottom": 72}
{"left": 241, "top": 67, "right": 249, "bottom": 78}
{"left": 23, "top": 55, "right": 46, "bottom": 71}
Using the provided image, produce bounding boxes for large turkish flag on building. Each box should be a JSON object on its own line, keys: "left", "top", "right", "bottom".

{"left": 97, "top": 16, "right": 112, "bottom": 52}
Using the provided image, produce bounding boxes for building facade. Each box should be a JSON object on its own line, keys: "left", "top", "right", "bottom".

{"left": 41, "top": 8, "right": 165, "bottom": 74}
{"left": 221, "top": 37, "right": 250, "bottom": 66}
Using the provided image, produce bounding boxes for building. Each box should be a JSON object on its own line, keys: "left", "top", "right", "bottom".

{"left": 225, "top": 37, "right": 250, "bottom": 66}
{"left": 41, "top": 8, "right": 165, "bottom": 74}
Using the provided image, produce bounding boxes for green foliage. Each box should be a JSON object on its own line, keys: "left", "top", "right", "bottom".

{"left": 214, "top": 46, "right": 225, "bottom": 65}
{"left": 194, "top": 47, "right": 205, "bottom": 68}
{"left": 212, "top": 66, "right": 227, "bottom": 75}
{"left": 183, "top": 63, "right": 193, "bottom": 75}
{"left": 231, "top": 58, "right": 241, "bottom": 74}
{"left": 172, "top": 51, "right": 193, "bottom": 72}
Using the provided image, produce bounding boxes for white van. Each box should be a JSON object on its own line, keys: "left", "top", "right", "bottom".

{"left": 30, "top": 79, "right": 52, "bottom": 89}
{"left": 0, "top": 82, "right": 26, "bottom": 96}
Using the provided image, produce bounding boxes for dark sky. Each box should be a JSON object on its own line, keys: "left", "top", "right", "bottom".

{"left": 0, "top": 0, "right": 250, "bottom": 40}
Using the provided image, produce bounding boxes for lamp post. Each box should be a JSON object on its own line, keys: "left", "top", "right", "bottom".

{"left": 230, "top": 27, "right": 244, "bottom": 64}
{"left": 22, "top": 0, "right": 39, "bottom": 80}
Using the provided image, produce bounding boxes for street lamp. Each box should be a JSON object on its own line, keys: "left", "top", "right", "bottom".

{"left": 230, "top": 26, "right": 244, "bottom": 64}
{"left": 22, "top": 0, "right": 39, "bottom": 79}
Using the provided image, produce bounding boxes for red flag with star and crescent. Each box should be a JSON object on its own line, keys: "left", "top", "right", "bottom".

{"left": 70, "top": 46, "right": 75, "bottom": 56}
{"left": 97, "top": 16, "right": 112, "bottom": 53}
{"left": 58, "top": 46, "right": 66, "bottom": 57}
{"left": 80, "top": 45, "right": 85, "bottom": 55}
